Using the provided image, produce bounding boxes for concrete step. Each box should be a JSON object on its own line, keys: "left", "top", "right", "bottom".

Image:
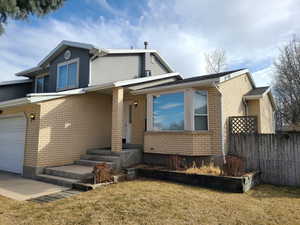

{"left": 86, "top": 148, "right": 141, "bottom": 156}
{"left": 43, "top": 165, "right": 94, "bottom": 180}
{"left": 81, "top": 154, "right": 120, "bottom": 162}
{"left": 122, "top": 144, "right": 143, "bottom": 149}
{"left": 86, "top": 149, "right": 121, "bottom": 156}
{"left": 36, "top": 174, "right": 80, "bottom": 188}
{"left": 74, "top": 159, "right": 116, "bottom": 168}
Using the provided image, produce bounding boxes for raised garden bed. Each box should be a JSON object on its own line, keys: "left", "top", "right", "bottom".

{"left": 137, "top": 167, "right": 260, "bottom": 193}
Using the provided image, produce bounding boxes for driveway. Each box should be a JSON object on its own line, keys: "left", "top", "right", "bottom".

{"left": 0, "top": 171, "right": 68, "bottom": 201}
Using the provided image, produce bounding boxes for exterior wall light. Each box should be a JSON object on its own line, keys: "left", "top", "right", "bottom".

{"left": 29, "top": 113, "right": 36, "bottom": 121}
{"left": 133, "top": 101, "right": 138, "bottom": 108}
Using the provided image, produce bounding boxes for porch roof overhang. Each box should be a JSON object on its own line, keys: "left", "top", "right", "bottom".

{"left": 130, "top": 69, "right": 254, "bottom": 95}
{"left": 0, "top": 73, "right": 181, "bottom": 109}
{"left": 243, "top": 88, "right": 277, "bottom": 110}
{"left": 130, "top": 78, "right": 218, "bottom": 95}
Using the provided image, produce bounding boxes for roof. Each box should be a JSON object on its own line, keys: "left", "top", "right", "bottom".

{"left": 16, "top": 40, "right": 174, "bottom": 77}
{"left": 0, "top": 79, "right": 32, "bottom": 86}
{"left": 243, "top": 86, "right": 276, "bottom": 110}
{"left": 38, "top": 40, "right": 96, "bottom": 67}
{"left": 132, "top": 69, "right": 253, "bottom": 94}
{"left": 145, "top": 69, "right": 246, "bottom": 87}
{"left": 15, "top": 67, "right": 49, "bottom": 77}
{"left": 244, "top": 86, "right": 270, "bottom": 96}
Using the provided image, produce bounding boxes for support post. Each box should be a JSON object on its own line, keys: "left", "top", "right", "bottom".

{"left": 111, "top": 87, "right": 124, "bottom": 152}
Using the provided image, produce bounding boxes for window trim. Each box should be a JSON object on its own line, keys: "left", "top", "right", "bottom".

{"left": 35, "top": 74, "right": 48, "bottom": 93}
{"left": 56, "top": 58, "right": 80, "bottom": 91}
{"left": 192, "top": 90, "right": 209, "bottom": 131}
{"left": 147, "top": 88, "right": 209, "bottom": 132}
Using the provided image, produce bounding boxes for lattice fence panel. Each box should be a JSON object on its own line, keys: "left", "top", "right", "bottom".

{"left": 229, "top": 116, "right": 258, "bottom": 134}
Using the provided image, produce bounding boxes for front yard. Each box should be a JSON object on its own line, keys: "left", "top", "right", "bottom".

{"left": 0, "top": 179, "right": 299, "bottom": 225}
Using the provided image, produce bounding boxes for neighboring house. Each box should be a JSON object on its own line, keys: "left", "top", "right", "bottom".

{"left": 0, "top": 40, "right": 276, "bottom": 179}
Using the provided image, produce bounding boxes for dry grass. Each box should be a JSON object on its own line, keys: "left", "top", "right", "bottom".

{"left": 0, "top": 179, "right": 300, "bottom": 225}
{"left": 185, "top": 161, "right": 222, "bottom": 176}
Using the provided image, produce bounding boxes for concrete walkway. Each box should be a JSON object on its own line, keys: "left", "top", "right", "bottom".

{"left": 0, "top": 171, "right": 68, "bottom": 201}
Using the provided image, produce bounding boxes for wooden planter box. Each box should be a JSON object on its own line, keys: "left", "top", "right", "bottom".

{"left": 137, "top": 168, "right": 260, "bottom": 193}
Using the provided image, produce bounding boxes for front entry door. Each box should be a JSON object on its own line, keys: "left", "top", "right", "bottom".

{"left": 122, "top": 101, "right": 132, "bottom": 143}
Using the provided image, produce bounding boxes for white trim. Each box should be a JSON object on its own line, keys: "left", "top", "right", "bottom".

{"left": 193, "top": 90, "right": 209, "bottom": 131}
{"left": 15, "top": 66, "right": 43, "bottom": 77}
{"left": 146, "top": 88, "right": 209, "bottom": 132}
{"left": 88, "top": 58, "right": 92, "bottom": 86}
{"left": 0, "top": 79, "right": 32, "bottom": 86}
{"left": 128, "top": 78, "right": 177, "bottom": 91}
{"left": 132, "top": 78, "right": 217, "bottom": 95}
{"left": 28, "top": 88, "right": 86, "bottom": 97}
{"left": 146, "top": 94, "right": 153, "bottom": 131}
{"left": 56, "top": 58, "right": 80, "bottom": 91}
{"left": 0, "top": 97, "right": 31, "bottom": 108}
{"left": 114, "top": 72, "right": 180, "bottom": 87}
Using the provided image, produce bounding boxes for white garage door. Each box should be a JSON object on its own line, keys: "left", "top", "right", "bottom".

{"left": 0, "top": 115, "right": 26, "bottom": 174}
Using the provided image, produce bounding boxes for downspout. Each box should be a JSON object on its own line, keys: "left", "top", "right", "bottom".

{"left": 242, "top": 97, "right": 248, "bottom": 115}
{"left": 213, "top": 82, "right": 226, "bottom": 164}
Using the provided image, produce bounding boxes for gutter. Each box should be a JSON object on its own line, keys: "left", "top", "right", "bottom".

{"left": 131, "top": 78, "right": 219, "bottom": 95}
{"left": 0, "top": 97, "right": 31, "bottom": 108}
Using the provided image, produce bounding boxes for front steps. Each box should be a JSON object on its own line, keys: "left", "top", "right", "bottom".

{"left": 36, "top": 146, "right": 142, "bottom": 188}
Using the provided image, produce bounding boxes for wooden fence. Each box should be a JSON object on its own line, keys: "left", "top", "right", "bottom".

{"left": 229, "top": 133, "right": 300, "bottom": 186}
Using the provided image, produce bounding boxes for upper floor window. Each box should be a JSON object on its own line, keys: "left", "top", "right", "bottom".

{"left": 153, "top": 92, "right": 184, "bottom": 130}
{"left": 147, "top": 89, "right": 208, "bottom": 131}
{"left": 35, "top": 75, "right": 49, "bottom": 93}
{"left": 57, "top": 58, "right": 79, "bottom": 91}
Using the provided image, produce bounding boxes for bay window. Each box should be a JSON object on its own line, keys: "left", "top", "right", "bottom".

{"left": 148, "top": 89, "right": 208, "bottom": 131}
{"left": 57, "top": 58, "right": 79, "bottom": 91}
{"left": 153, "top": 92, "right": 184, "bottom": 130}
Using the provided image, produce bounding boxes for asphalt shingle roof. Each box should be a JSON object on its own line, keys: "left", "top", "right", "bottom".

{"left": 145, "top": 69, "right": 246, "bottom": 88}
{"left": 245, "top": 86, "right": 270, "bottom": 96}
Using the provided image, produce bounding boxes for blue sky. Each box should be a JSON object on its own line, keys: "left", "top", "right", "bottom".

{"left": 1, "top": 0, "right": 300, "bottom": 86}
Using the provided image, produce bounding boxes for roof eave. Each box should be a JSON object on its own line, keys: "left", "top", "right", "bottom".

{"left": 131, "top": 78, "right": 219, "bottom": 95}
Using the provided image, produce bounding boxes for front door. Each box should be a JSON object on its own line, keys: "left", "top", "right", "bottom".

{"left": 122, "top": 101, "right": 133, "bottom": 143}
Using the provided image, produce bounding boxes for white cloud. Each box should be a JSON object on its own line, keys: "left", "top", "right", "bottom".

{"left": 252, "top": 66, "right": 276, "bottom": 87}
{"left": 0, "top": 0, "right": 299, "bottom": 86}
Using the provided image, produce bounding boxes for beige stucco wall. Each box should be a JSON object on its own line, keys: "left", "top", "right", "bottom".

{"left": 144, "top": 87, "right": 222, "bottom": 156}
{"left": 218, "top": 73, "right": 254, "bottom": 153}
{"left": 247, "top": 95, "right": 275, "bottom": 133}
{"left": 0, "top": 104, "right": 41, "bottom": 168}
{"left": 259, "top": 94, "right": 275, "bottom": 133}
{"left": 36, "top": 92, "right": 112, "bottom": 167}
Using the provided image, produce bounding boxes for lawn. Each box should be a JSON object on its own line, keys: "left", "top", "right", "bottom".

{"left": 0, "top": 179, "right": 299, "bottom": 225}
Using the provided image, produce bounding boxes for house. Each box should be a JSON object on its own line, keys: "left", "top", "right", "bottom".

{"left": 0, "top": 40, "right": 276, "bottom": 184}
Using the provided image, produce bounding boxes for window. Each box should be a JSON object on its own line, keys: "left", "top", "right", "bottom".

{"left": 152, "top": 92, "right": 184, "bottom": 130}
{"left": 147, "top": 89, "right": 209, "bottom": 131}
{"left": 194, "top": 90, "right": 208, "bottom": 130}
{"left": 57, "top": 58, "right": 79, "bottom": 91}
{"left": 35, "top": 76, "right": 49, "bottom": 93}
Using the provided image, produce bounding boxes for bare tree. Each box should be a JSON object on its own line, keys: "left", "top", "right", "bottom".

{"left": 274, "top": 36, "right": 300, "bottom": 126}
{"left": 204, "top": 48, "right": 227, "bottom": 74}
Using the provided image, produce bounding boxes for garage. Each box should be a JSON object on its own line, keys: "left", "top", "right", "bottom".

{"left": 0, "top": 115, "right": 26, "bottom": 174}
